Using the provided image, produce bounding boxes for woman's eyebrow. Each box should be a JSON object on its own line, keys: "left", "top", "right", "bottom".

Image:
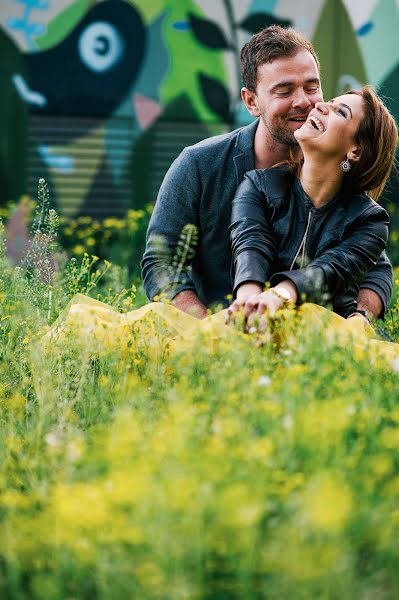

{"left": 339, "top": 103, "right": 353, "bottom": 118}
{"left": 330, "top": 99, "right": 353, "bottom": 118}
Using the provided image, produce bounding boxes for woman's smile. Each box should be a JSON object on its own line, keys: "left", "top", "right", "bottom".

{"left": 308, "top": 114, "right": 325, "bottom": 132}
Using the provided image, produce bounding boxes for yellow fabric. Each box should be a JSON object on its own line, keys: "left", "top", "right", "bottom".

{"left": 43, "top": 294, "right": 399, "bottom": 365}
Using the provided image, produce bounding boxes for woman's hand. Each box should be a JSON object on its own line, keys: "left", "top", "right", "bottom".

{"left": 227, "top": 289, "right": 283, "bottom": 320}
{"left": 226, "top": 281, "right": 297, "bottom": 331}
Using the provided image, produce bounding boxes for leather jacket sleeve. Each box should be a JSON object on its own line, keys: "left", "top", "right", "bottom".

{"left": 231, "top": 170, "right": 390, "bottom": 312}
{"left": 271, "top": 206, "right": 389, "bottom": 306}
{"left": 230, "top": 174, "right": 277, "bottom": 295}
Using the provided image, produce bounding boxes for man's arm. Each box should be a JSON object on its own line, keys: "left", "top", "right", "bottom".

{"left": 141, "top": 148, "right": 202, "bottom": 312}
{"left": 355, "top": 288, "right": 383, "bottom": 320}
{"left": 357, "top": 250, "right": 393, "bottom": 319}
{"left": 172, "top": 290, "right": 207, "bottom": 319}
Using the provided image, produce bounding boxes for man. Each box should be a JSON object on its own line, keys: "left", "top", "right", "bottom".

{"left": 141, "top": 26, "right": 392, "bottom": 321}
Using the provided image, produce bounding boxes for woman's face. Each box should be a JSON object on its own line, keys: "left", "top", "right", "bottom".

{"left": 294, "top": 93, "right": 365, "bottom": 161}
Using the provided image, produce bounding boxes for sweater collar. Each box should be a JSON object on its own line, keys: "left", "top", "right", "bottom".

{"left": 233, "top": 119, "right": 259, "bottom": 186}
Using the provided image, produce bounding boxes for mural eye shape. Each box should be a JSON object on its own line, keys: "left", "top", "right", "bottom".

{"left": 78, "top": 21, "right": 124, "bottom": 73}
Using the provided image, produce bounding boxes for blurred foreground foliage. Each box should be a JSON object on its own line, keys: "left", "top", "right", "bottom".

{"left": 1, "top": 186, "right": 399, "bottom": 598}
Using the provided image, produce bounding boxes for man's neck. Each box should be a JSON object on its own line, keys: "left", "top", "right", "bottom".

{"left": 253, "top": 119, "right": 301, "bottom": 169}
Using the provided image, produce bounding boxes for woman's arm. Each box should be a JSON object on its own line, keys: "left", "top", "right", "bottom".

{"left": 229, "top": 172, "right": 298, "bottom": 323}
{"left": 270, "top": 206, "right": 389, "bottom": 306}
{"left": 230, "top": 172, "right": 277, "bottom": 296}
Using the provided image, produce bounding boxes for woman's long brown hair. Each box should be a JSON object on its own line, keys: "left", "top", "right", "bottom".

{"left": 347, "top": 86, "right": 398, "bottom": 201}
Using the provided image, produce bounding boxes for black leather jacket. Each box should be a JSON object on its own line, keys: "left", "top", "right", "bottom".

{"left": 230, "top": 166, "right": 391, "bottom": 318}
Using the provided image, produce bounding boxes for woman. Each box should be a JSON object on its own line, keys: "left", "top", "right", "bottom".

{"left": 227, "top": 86, "right": 398, "bottom": 326}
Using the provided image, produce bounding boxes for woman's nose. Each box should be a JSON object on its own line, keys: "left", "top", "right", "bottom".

{"left": 315, "top": 101, "right": 328, "bottom": 113}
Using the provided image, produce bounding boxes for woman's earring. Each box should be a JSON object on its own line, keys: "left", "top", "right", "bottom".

{"left": 341, "top": 159, "right": 351, "bottom": 172}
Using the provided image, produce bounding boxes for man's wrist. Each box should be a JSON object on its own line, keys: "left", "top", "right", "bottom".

{"left": 356, "top": 289, "right": 383, "bottom": 320}
{"left": 172, "top": 290, "right": 207, "bottom": 319}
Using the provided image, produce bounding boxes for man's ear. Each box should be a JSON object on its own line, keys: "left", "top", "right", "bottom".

{"left": 241, "top": 87, "right": 260, "bottom": 117}
{"left": 347, "top": 146, "right": 361, "bottom": 163}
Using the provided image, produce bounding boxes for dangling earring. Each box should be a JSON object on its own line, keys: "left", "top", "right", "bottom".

{"left": 341, "top": 159, "right": 351, "bottom": 172}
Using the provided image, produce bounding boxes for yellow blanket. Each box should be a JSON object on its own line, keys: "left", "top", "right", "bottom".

{"left": 42, "top": 294, "right": 399, "bottom": 366}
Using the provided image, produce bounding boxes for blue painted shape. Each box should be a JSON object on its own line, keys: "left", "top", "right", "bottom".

{"left": 134, "top": 11, "right": 169, "bottom": 100}
{"left": 172, "top": 21, "right": 191, "bottom": 31}
{"left": 7, "top": 18, "right": 26, "bottom": 29}
{"left": 8, "top": 0, "right": 49, "bottom": 50}
{"left": 39, "top": 145, "right": 75, "bottom": 173}
{"left": 249, "top": 0, "right": 278, "bottom": 14}
{"left": 357, "top": 21, "right": 374, "bottom": 36}
{"left": 16, "top": 0, "right": 48, "bottom": 8}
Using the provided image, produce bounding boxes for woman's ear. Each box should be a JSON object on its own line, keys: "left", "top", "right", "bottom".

{"left": 241, "top": 87, "right": 261, "bottom": 117}
{"left": 347, "top": 146, "right": 361, "bottom": 164}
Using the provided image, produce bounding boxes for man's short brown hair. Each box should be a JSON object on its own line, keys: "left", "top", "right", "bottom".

{"left": 240, "top": 25, "right": 320, "bottom": 92}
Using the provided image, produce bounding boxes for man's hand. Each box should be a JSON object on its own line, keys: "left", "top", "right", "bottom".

{"left": 356, "top": 288, "right": 383, "bottom": 320}
{"left": 172, "top": 290, "right": 207, "bottom": 319}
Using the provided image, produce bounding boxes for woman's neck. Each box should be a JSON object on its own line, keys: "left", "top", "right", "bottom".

{"left": 299, "top": 156, "right": 344, "bottom": 208}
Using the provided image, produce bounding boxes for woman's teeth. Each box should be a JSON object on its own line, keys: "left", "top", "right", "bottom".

{"left": 310, "top": 116, "right": 325, "bottom": 132}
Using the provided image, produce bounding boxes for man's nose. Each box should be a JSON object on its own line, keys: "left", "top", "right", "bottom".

{"left": 292, "top": 88, "right": 311, "bottom": 109}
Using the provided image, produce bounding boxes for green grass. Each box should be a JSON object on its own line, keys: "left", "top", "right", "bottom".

{"left": 2, "top": 201, "right": 399, "bottom": 598}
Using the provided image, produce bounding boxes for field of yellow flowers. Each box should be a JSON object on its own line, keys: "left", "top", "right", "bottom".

{"left": 2, "top": 189, "right": 399, "bottom": 599}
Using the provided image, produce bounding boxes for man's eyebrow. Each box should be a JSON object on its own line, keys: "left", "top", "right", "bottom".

{"left": 270, "top": 78, "right": 320, "bottom": 92}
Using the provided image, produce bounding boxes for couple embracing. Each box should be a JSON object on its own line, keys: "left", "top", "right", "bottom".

{"left": 51, "top": 26, "right": 398, "bottom": 360}
{"left": 142, "top": 25, "right": 397, "bottom": 334}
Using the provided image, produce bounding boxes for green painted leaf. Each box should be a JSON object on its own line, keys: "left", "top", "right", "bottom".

{"left": 35, "top": 0, "right": 92, "bottom": 51}
{"left": 188, "top": 13, "right": 231, "bottom": 50}
{"left": 160, "top": 1, "right": 227, "bottom": 123}
{"left": 239, "top": 12, "right": 291, "bottom": 34}
{"left": 312, "top": 0, "right": 367, "bottom": 101}
{"left": 198, "top": 73, "right": 232, "bottom": 123}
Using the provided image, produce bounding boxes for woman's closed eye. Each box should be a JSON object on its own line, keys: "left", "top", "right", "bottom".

{"left": 336, "top": 107, "right": 349, "bottom": 118}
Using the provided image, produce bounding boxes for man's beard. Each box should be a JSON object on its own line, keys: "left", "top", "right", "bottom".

{"left": 261, "top": 113, "right": 302, "bottom": 147}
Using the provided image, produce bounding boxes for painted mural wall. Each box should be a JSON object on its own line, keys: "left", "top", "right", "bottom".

{"left": 1, "top": 0, "right": 399, "bottom": 217}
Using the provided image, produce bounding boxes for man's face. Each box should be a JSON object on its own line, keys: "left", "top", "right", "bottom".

{"left": 243, "top": 50, "right": 323, "bottom": 146}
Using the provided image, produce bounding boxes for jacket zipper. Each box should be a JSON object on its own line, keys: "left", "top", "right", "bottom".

{"left": 290, "top": 209, "right": 314, "bottom": 270}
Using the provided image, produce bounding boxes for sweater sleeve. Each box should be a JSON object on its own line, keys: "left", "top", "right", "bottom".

{"left": 141, "top": 148, "right": 200, "bottom": 301}
{"left": 230, "top": 172, "right": 277, "bottom": 295}
{"left": 358, "top": 250, "right": 393, "bottom": 317}
{"left": 271, "top": 206, "right": 389, "bottom": 306}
